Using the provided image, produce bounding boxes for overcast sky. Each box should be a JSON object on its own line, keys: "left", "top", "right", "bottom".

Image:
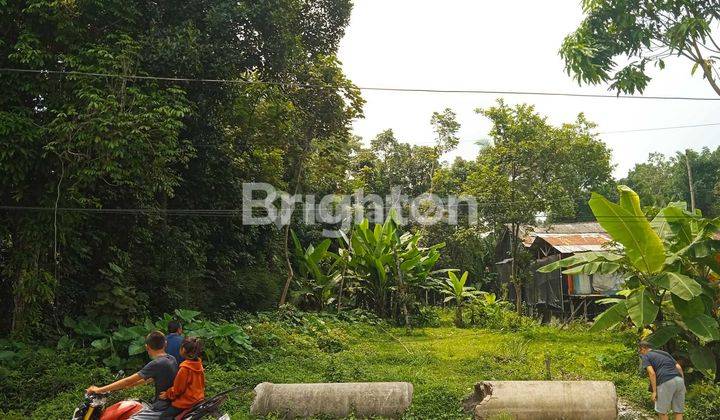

{"left": 337, "top": 0, "right": 720, "bottom": 178}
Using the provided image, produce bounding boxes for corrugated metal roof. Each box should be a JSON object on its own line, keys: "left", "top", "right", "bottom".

{"left": 535, "top": 222, "right": 605, "bottom": 234}
{"left": 515, "top": 222, "right": 607, "bottom": 248}
{"left": 532, "top": 232, "right": 614, "bottom": 253}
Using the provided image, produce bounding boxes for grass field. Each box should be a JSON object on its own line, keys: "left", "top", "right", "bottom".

{"left": 208, "top": 315, "right": 650, "bottom": 419}
{"left": 5, "top": 312, "right": 653, "bottom": 419}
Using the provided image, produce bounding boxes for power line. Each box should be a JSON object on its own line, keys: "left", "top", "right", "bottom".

{"left": 599, "top": 122, "right": 720, "bottom": 134}
{"left": 0, "top": 204, "right": 706, "bottom": 221}
{"left": 190, "top": 121, "right": 720, "bottom": 148}
{"left": 2, "top": 67, "right": 720, "bottom": 101}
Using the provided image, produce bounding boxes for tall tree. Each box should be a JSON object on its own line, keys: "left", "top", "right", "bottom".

{"left": 622, "top": 147, "right": 720, "bottom": 217}
{"left": 428, "top": 108, "right": 460, "bottom": 192}
{"left": 621, "top": 152, "right": 679, "bottom": 209}
{"left": 464, "top": 101, "right": 613, "bottom": 313}
{"left": 561, "top": 0, "right": 720, "bottom": 95}
{"left": 0, "top": 0, "right": 359, "bottom": 335}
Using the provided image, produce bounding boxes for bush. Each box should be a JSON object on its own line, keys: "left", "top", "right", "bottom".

{"left": 686, "top": 381, "right": 720, "bottom": 419}
{"left": 466, "top": 294, "right": 535, "bottom": 332}
{"left": 596, "top": 347, "right": 638, "bottom": 373}
{"left": 58, "top": 309, "right": 255, "bottom": 370}
{"left": 412, "top": 306, "right": 441, "bottom": 327}
{"left": 0, "top": 339, "right": 114, "bottom": 414}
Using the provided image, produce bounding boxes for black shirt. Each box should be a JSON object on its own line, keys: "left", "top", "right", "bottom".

{"left": 137, "top": 353, "right": 178, "bottom": 410}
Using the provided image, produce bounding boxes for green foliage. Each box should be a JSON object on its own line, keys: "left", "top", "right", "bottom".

{"left": 342, "top": 215, "right": 445, "bottom": 322}
{"left": 621, "top": 149, "right": 720, "bottom": 218}
{"left": 411, "top": 306, "right": 441, "bottom": 328}
{"left": 686, "top": 381, "right": 720, "bottom": 419}
{"left": 467, "top": 101, "right": 613, "bottom": 227}
{"left": 589, "top": 186, "right": 665, "bottom": 273}
{"left": 440, "top": 271, "right": 481, "bottom": 327}
{"left": 290, "top": 231, "right": 340, "bottom": 310}
{"left": 543, "top": 185, "right": 720, "bottom": 378}
{"left": 0, "top": 0, "right": 359, "bottom": 336}
{"left": 61, "top": 309, "right": 254, "bottom": 370}
{"left": 466, "top": 295, "right": 532, "bottom": 332}
{"left": 561, "top": 0, "right": 720, "bottom": 96}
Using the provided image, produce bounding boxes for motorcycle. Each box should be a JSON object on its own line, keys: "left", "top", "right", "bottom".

{"left": 72, "top": 387, "right": 236, "bottom": 420}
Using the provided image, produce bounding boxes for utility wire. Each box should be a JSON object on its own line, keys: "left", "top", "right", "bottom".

{"left": 2, "top": 67, "right": 720, "bottom": 101}
{"left": 186, "top": 121, "right": 720, "bottom": 148}
{"left": 0, "top": 204, "right": 708, "bottom": 221}
{"left": 599, "top": 122, "right": 720, "bottom": 134}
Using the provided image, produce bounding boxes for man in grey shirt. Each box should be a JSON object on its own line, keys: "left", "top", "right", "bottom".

{"left": 87, "top": 331, "right": 179, "bottom": 419}
{"left": 638, "top": 341, "right": 685, "bottom": 420}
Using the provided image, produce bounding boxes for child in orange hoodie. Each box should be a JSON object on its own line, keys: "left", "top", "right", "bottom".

{"left": 159, "top": 337, "right": 205, "bottom": 419}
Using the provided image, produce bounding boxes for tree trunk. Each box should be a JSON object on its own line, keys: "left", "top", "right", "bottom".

{"left": 336, "top": 271, "right": 345, "bottom": 313}
{"left": 685, "top": 150, "right": 696, "bottom": 212}
{"left": 278, "top": 141, "right": 311, "bottom": 307}
{"left": 455, "top": 303, "right": 464, "bottom": 328}
{"left": 394, "top": 246, "right": 411, "bottom": 333}
{"left": 11, "top": 269, "right": 24, "bottom": 334}
{"left": 511, "top": 223, "right": 522, "bottom": 314}
{"left": 279, "top": 221, "right": 295, "bottom": 307}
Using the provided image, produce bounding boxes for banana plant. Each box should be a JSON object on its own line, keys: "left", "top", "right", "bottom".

{"left": 539, "top": 186, "right": 720, "bottom": 378}
{"left": 440, "top": 271, "right": 481, "bottom": 327}
{"left": 290, "top": 231, "right": 340, "bottom": 310}
{"left": 344, "top": 211, "right": 445, "bottom": 322}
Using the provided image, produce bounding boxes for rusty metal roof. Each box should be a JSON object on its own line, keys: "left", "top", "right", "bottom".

{"left": 532, "top": 232, "right": 613, "bottom": 253}
{"left": 516, "top": 222, "right": 607, "bottom": 248}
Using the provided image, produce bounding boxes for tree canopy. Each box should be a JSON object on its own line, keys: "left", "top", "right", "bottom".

{"left": 561, "top": 0, "right": 720, "bottom": 95}
{"left": 0, "top": 0, "right": 360, "bottom": 335}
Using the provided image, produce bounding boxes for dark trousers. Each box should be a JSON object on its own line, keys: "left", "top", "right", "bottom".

{"left": 159, "top": 405, "right": 184, "bottom": 419}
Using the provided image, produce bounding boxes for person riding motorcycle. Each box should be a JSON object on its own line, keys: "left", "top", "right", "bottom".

{"left": 86, "top": 331, "right": 178, "bottom": 419}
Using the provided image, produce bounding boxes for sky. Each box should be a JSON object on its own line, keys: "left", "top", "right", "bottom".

{"left": 337, "top": 0, "right": 720, "bottom": 178}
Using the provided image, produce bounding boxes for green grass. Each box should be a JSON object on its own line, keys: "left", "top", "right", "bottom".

{"left": 210, "top": 314, "right": 649, "bottom": 419}
{"left": 3, "top": 311, "right": 653, "bottom": 419}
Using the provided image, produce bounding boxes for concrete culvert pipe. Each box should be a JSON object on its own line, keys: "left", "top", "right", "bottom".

{"left": 250, "top": 382, "right": 414, "bottom": 418}
{"left": 464, "top": 381, "right": 617, "bottom": 420}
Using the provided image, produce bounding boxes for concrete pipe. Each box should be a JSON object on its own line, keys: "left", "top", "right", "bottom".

{"left": 464, "top": 381, "right": 617, "bottom": 420}
{"left": 250, "top": 381, "right": 414, "bottom": 418}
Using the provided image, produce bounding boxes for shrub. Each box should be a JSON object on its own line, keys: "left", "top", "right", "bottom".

{"left": 316, "top": 330, "right": 349, "bottom": 353}
{"left": 596, "top": 347, "right": 638, "bottom": 373}
{"left": 686, "top": 381, "right": 720, "bottom": 419}
{"left": 466, "top": 294, "right": 534, "bottom": 331}
{"left": 412, "top": 306, "right": 441, "bottom": 327}
{"left": 61, "top": 309, "right": 255, "bottom": 369}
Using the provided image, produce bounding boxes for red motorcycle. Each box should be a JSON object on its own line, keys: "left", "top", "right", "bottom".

{"left": 72, "top": 388, "right": 235, "bottom": 420}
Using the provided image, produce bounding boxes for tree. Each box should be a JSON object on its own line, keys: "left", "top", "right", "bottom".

{"left": 540, "top": 186, "right": 720, "bottom": 379}
{"left": 621, "top": 152, "right": 679, "bottom": 209}
{"left": 561, "top": 0, "right": 720, "bottom": 95}
{"left": 342, "top": 214, "right": 445, "bottom": 326}
{"left": 0, "top": 0, "right": 359, "bottom": 335}
{"left": 428, "top": 108, "right": 460, "bottom": 192}
{"left": 465, "top": 101, "right": 613, "bottom": 313}
{"left": 621, "top": 147, "right": 720, "bottom": 217}
{"left": 349, "top": 130, "right": 437, "bottom": 197}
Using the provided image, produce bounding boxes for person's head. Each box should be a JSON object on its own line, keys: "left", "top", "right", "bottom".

{"left": 168, "top": 320, "right": 183, "bottom": 335}
{"left": 145, "top": 331, "right": 167, "bottom": 356}
{"left": 179, "top": 337, "right": 203, "bottom": 361}
{"left": 638, "top": 340, "right": 652, "bottom": 355}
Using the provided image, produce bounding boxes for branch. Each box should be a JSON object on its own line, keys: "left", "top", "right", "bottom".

{"left": 692, "top": 41, "right": 720, "bottom": 96}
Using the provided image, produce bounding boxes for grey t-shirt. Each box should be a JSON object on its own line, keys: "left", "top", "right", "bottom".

{"left": 642, "top": 350, "right": 680, "bottom": 386}
{"left": 137, "top": 353, "right": 178, "bottom": 410}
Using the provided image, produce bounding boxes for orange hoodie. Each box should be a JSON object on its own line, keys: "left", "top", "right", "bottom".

{"left": 165, "top": 359, "right": 205, "bottom": 409}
